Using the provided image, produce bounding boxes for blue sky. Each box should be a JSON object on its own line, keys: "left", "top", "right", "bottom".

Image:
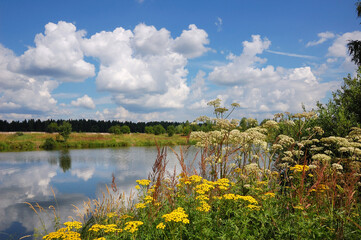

{"left": 0, "top": 0, "right": 360, "bottom": 122}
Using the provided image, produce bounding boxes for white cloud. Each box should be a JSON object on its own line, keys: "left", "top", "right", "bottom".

{"left": 266, "top": 50, "right": 315, "bottom": 59}
{"left": 71, "top": 95, "right": 96, "bottom": 109}
{"left": 82, "top": 23, "right": 209, "bottom": 111}
{"left": 207, "top": 35, "right": 338, "bottom": 118}
{"left": 209, "top": 35, "right": 276, "bottom": 85}
{"left": 172, "top": 24, "right": 210, "bottom": 58}
{"left": 9, "top": 21, "right": 95, "bottom": 82}
{"left": 327, "top": 31, "right": 361, "bottom": 58}
{"left": 306, "top": 31, "right": 335, "bottom": 47}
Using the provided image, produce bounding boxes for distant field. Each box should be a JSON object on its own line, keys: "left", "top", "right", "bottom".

{"left": 0, "top": 132, "right": 192, "bottom": 152}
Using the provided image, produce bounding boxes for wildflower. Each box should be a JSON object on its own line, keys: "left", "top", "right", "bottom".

{"left": 264, "top": 192, "right": 275, "bottom": 198}
{"left": 308, "top": 164, "right": 317, "bottom": 169}
{"left": 162, "top": 207, "right": 190, "bottom": 224}
{"left": 136, "top": 179, "right": 151, "bottom": 186}
{"left": 107, "top": 212, "right": 118, "bottom": 218}
{"left": 196, "top": 201, "right": 211, "bottom": 212}
{"left": 135, "top": 203, "right": 146, "bottom": 209}
{"left": 156, "top": 222, "right": 166, "bottom": 229}
{"left": 135, "top": 185, "right": 141, "bottom": 190}
{"left": 195, "top": 183, "right": 214, "bottom": 194}
{"left": 247, "top": 204, "right": 261, "bottom": 211}
{"left": 332, "top": 163, "right": 343, "bottom": 170}
{"left": 189, "top": 175, "right": 203, "bottom": 183}
{"left": 89, "top": 224, "right": 122, "bottom": 233}
{"left": 257, "top": 181, "right": 268, "bottom": 186}
{"left": 124, "top": 221, "right": 143, "bottom": 233}
{"left": 290, "top": 164, "right": 310, "bottom": 172}
{"left": 64, "top": 221, "right": 82, "bottom": 230}
{"left": 312, "top": 154, "right": 331, "bottom": 163}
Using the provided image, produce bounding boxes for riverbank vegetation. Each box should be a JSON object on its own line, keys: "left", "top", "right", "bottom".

{"left": 0, "top": 132, "right": 192, "bottom": 152}
{"left": 33, "top": 111, "right": 361, "bottom": 239}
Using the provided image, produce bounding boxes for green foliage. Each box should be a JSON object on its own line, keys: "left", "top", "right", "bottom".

{"left": 58, "top": 121, "right": 72, "bottom": 142}
{"left": 43, "top": 138, "right": 57, "bottom": 150}
{"left": 182, "top": 125, "right": 191, "bottom": 136}
{"left": 108, "top": 125, "right": 121, "bottom": 134}
{"left": 316, "top": 69, "right": 361, "bottom": 136}
{"left": 153, "top": 124, "right": 166, "bottom": 135}
{"left": 120, "top": 125, "right": 131, "bottom": 134}
{"left": 145, "top": 126, "right": 154, "bottom": 134}
{"left": 167, "top": 125, "right": 175, "bottom": 137}
{"left": 46, "top": 122, "right": 59, "bottom": 133}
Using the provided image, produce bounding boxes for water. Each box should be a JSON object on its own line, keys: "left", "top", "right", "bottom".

{"left": 0, "top": 146, "right": 198, "bottom": 239}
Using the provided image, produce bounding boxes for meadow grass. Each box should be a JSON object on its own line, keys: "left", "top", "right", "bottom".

{"left": 28, "top": 113, "right": 361, "bottom": 239}
{"left": 0, "top": 132, "right": 191, "bottom": 152}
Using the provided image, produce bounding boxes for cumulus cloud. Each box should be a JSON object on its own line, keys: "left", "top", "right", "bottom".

{"left": 327, "top": 31, "right": 361, "bottom": 58}
{"left": 207, "top": 35, "right": 338, "bottom": 117}
{"left": 9, "top": 21, "right": 95, "bottom": 82}
{"left": 71, "top": 95, "right": 96, "bottom": 109}
{"left": 82, "top": 23, "right": 209, "bottom": 111}
{"left": 306, "top": 31, "right": 335, "bottom": 47}
{"left": 0, "top": 45, "right": 58, "bottom": 115}
{"left": 172, "top": 24, "right": 210, "bottom": 58}
{"left": 208, "top": 35, "right": 276, "bottom": 85}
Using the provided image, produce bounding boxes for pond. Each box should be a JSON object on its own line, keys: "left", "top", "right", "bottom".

{"left": 0, "top": 146, "right": 199, "bottom": 240}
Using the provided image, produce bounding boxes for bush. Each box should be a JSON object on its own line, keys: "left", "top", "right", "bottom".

{"left": 120, "top": 125, "right": 131, "bottom": 134}
{"left": 167, "top": 125, "right": 175, "bottom": 137}
{"left": 43, "top": 138, "right": 57, "bottom": 150}
{"left": 153, "top": 124, "right": 166, "bottom": 135}
{"left": 145, "top": 126, "right": 154, "bottom": 134}
{"left": 108, "top": 125, "right": 121, "bottom": 134}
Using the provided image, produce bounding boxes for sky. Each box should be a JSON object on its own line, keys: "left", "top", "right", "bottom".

{"left": 0, "top": 0, "right": 360, "bottom": 123}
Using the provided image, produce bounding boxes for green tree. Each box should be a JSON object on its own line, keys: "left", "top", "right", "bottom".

{"left": 153, "top": 124, "right": 166, "bottom": 135}
{"left": 145, "top": 126, "right": 154, "bottom": 134}
{"left": 347, "top": 1, "right": 361, "bottom": 66}
{"left": 58, "top": 121, "right": 72, "bottom": 142}
{"left": 120, "top": 125, "right": 131, "bottom": 134}
{"left": 167, "top": 125, "right": 175, "bottom": 137}
{"left": 108, "top": 125, "right": 121, "bottom": 134}
{"left": 46, "top": 122, "right": 58, "bottom": 133}
{"left": 315, "top": 69, "right": 361, "bottom": 136}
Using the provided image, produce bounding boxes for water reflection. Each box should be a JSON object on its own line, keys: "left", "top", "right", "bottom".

{"left": 59, "top": 150, "right": 71, "bottom": 172}
{"left": 0, "top": 146, "right": 198, "bottom": 239}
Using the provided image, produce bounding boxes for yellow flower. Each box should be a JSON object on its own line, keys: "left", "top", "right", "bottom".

{"left": 162, "top": 207, "right": 189, "bottom": 224}
{"left": 257, "top": 181, "right": 268, "bottom": 186}
{"left": 195, "top": 183, "right": 214, "bottom": 194}
{"left": 290, "top": 164, "right": 310, "bottom": 172}
{"left": 107, "top": 212, "right": 118, "bottom": 218}
{"left": 264, "top": 192, "right": 275, "bottom": 198}
{"left": 64, "top": 221, "right": 82, "bottom": 230}
{"left": 156, "top": 222, "right": 166, "bottom": 229}
{"left": 247, "top": 204, "right": 261, "bottom": 211}
{"left": 124, "top": 221, "right": 143, "bottom": 233}
{"left": 135, "top": 203, "right": 146, "bottom": 209}
{"left": 136, "top": 179, "right": 151, "bottom": 186}
{"left": 135, "top": 185, "right": 141, "bottom": 190}
{"left": 196, "top": 200, "right": 211, "bottom": 212}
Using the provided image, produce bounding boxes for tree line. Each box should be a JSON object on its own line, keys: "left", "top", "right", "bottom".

{"left": 0, "top": 119, "right": 188, "bottom": 133}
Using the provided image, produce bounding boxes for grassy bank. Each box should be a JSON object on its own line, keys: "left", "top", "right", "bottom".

{"left": 0, "top": 132, "right": 192, "bottom": 152}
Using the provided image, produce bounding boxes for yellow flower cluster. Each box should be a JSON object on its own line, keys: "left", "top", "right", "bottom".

{"left": 195, "top": 183, "right": 215, "bottom": 194}
{"left": 264, "top": 192, "right": 275, "bottom": 198}
{"left": 64, "top": 221, "right": 82, "bottom": 230}
{"left": 89, "top": 224, "right": 122, "bottom": 233}
{"left": 162, "top": 207, "right": 190, "bottom": 224}
{"left": 257, "top": 181, "right": 268, "bottom": 186}
{"left": 124, "top": 221, "right": 143, "bottom": 233}
{"left": 196, "top": 200, "right": 211, "bottom": 212}
{"left": 43, "top": 227, "right": 81, "bottom": 240}
{"left": 156, "top": 222, "right": 166, "bottom": 229}
{"left": 136, "top": 179, "right": 151, "bottom": 186}
{"left": 290, "top": 164, "right": 310, "bottom": 172}
{"left": 221, "top": 194, "right": 258, "bottom": 205}
{"left": 247, "top": 204, "right": 261, "bottom": 211}
{"left": 135, "top": 203, "right": 147, "bottom": 209}
{"left": 107, "top": 212, "right": 118, "bottom": 218}
{"left": 215, "top": 178, "right": 230, "bottom": 190}
{"left": 196, "top": 195, "right": 209, "bottom": 201}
